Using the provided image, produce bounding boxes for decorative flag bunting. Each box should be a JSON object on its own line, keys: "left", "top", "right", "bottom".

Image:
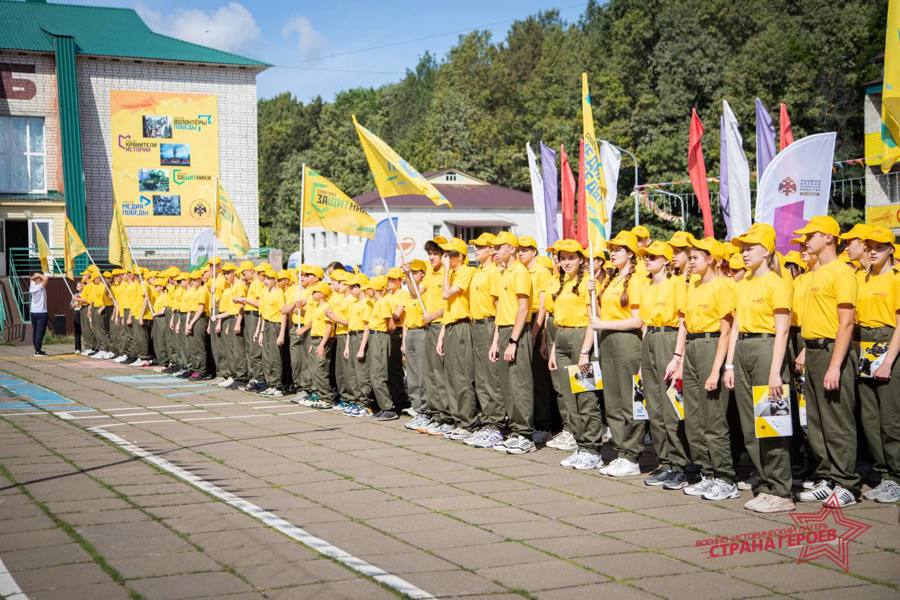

{"left": 576, "top": 138, "right": 588, "bottom": 248}
{"left": 880, "top": 0, "right": 900, "bottom": 173}
{"left": 722, "top": 100, "right": 752, "bottom": 238}
{"left": 352, "top": 115, "right": 451, "bottom": 208}
{"left": 581, "top": 72, "right": 609, "bottom": 250}
{"left": 302, "top": 165, "right": 376, "bottom": 240}
{"left": 688, "top": 108, "right": 715, "bottom": 237}
{"left": 108, "top": 202, "right": 134, "bottom": 269}
{"left": 600, "top": 141, "right": 621, "bottom": 232}
{"left": 779, "top": 103, "right": 794, "bottom": 151}
{"left": 526, "top": 142, "right": 548, "bottom": 251}
{"left": 64, "top": 217, "right": 87, "bottom": 279}
{"left": 34, "top": 225, "right": 51, "bottom": 274}
{"left": 539, "top": 142, "right": 560, "bottom": 246}
{"left": 560, "top": 144, "right": 576, "bottom": 240}
{"left": 755, "top": 98, "right": 777, "bottom": 180}
{"left": 215, "top": 181, "right": 251, "bottom": 257}
{"left": 755, "top": 133, "right": 836, "bottom": 253}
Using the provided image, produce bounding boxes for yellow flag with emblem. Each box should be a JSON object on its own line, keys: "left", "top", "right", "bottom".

{"left": 108, "top": 202, "right": 133, "bottom": 269}
{"left": 34, "top": 225, "right": 51, "bottom": 273}
{"left": 303, "top": 165, "right": 376, "bottom": 239}
{"left": 64, "top": 217, "right": 87, "bottom": 279}
{"left": 581, "top": 72, "right": 608, "bottom": 250}
{"left": 215, "top": 181, "right": 250, "bottom": 257}
{"left": 352, "top": 115, "right": 451, "bottom": 208}
{"left": 881, "top": 0, "right": 900, "bottom": 173}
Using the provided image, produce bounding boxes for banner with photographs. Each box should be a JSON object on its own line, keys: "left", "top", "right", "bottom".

{"left": 110, "top": 90, "right": 218, "bottom": 227}
{"left": 753, "top": 385, "right": 792, "bottom": 438}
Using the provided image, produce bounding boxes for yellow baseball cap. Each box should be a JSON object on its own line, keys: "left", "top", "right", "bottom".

{"left": 408, "top": 259, "right": 427, "bottom": 273}
{"left": 862, "top": 225, "right": 896, "bottom": 245}
{"left": 111, "top": 268, "right": 124, "bottom": 275}
{"left": 668, "top": 231, "right": 695, "bottom": 248}
{"left": 793, "top": 215, "right": 840, "bottom": 238}
{"left": 728, "top": 253, "right": 746, "bottom": 271}
{"left": 174, "top": 273, "right": 187, "bottom": 281}
{"left": 493, "top": 231, "right": 519, "bottom": 247}
{"left": 301, "top": 264, "right": 324, "bottom": 279}
{"left": 606, "top": 230, "right": 639, "bottom": 255}
{"left": 330, "top": 269, "right": 350, "bottom": 282}
{"left": 469, "top": 232, "right": 496, "bottom": 247}
{"left": 312, "top": 281, "right": 332, "bottom": 297}
{"left": 689, "top": 236, "right": 725, "bottom": 260}
{"left": 782, "top": 251, "right": 806, "bottom": 270}
{"left": 254, "top": 262, "right": 272, "bottom": 272}
{"left": 276, "top": 269, "right": 291, "bottom": 280}
{"left": 733, "top": 222, "right": 776, "bottom": 252}
{"left": 431, "top": 235, "right": 448, "bottom": 245}
{"left": 221, "top": 262, "right": 237, "bottom": 272}
{"left": 553, "top": 239, "right": 586, "bottom": 256}
{"left": 438, "top": 237, "right": 468, "bottom": 255}
{"left": 638, "top": 240, "right": 673, "bottom": 261}
{"left": 631, "top": 225, "right": 651, "bottom": 240}
{"left": 386, "top": 267, "right": 404, "bottom": 280}
{"left": 839, "top": 223, "right": 873, "bottom": 241}
{"left": 239, "top": 260, "right": 255, "bottom": 270}
{"left": 366, "top": 275, "right": 387, "bottom": 291}
{"left": 102, "top": 271, "right": 111, "bottom": 278}
{"left": 517, "top": 236, "right": 538, "bottom": 249}
{"left": 189, "top": 271, "right": 203, "bottom": 280}
{"left": 536, "top": 256, "right": 554, "bottom": 271}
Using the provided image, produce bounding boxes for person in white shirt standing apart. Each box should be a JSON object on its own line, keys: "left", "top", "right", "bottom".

{"left": 29, "top": 272, "right": 50, "bottom": 356}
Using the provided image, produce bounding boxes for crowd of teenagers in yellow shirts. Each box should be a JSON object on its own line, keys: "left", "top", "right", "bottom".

{"left": 69, "top": 216, "right": 900, "bottom": 512}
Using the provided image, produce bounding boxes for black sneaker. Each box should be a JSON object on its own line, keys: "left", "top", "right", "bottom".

{"left": 162, "top": 365, "right": 178, "bottom": 374}
{"left": 177, "top": 370, "right": 193, "bottom": 379}
{"left": 376, "top": 410, "right": 399, "bottom": 421}
{"left": 227, "top": 380, "right": 246, "bottom": 390}
{"left": 663, "top": 471, "right": 688, "bottom": 490}
{"left": 123, "top": 356, "right": 137, "bottom": 364}
{"left": 644, "top": 468, "right": 673, "bottom": 487}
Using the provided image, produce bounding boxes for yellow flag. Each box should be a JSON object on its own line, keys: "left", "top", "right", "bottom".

{"left": 34, "top": 225, "right": 51, "bottom": 273}
{"left": 352, "top": 115, "right": 451, "bottom": 208}
{"left": 582, "top": 72, "right": 608, "bottom": 249}
{"left": 108, "top": 202, "right": 133, "bottom": 269}
{"left": 303, "top": 165, "right": 376, "bottom": 239}
{"left": 881, "top": 0, "right": 900, "bottom": 173}
{"left": 64, "top": 217, "right": 87, "bottom": 279}
{"left": 215, "top": 181, "right": 250, "bottom": 257}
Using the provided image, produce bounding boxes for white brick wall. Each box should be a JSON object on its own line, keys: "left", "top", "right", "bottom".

{"left": 76, "top": 56, "right": 262, "bottom": 249}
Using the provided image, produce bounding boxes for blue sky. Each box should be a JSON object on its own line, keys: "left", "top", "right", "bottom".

{"left": 64, "top": 0, "right": 589, "bottom": 101}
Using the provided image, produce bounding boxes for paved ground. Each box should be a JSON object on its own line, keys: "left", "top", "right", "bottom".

{"left": 0, "top": 344, "right": 897, "bottom": 600}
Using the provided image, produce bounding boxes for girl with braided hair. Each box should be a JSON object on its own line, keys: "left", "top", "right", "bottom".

{"left": 588, "top": 230, "right": 647, "bottom": 477}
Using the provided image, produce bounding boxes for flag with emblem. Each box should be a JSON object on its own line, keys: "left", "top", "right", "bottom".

{"left": 64, "top": 217, "right": 87, "bottom": 278}
{"left": 108, "top": 202, "right": 133, "bottom": 269}
{"left": 581, "top": 72, "right": 608, "bottom": 250}
{"left": 881, "top": 0, "right": 900, "bottom": 173}
{"left": 302, "top": 165, "right": 376, "bottom": 239}
{"left": 215, "top": 181, "right": 251, "bottom": 257}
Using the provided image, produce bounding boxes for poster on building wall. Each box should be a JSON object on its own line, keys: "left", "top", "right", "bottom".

{"left": 110, "top": 90, "right": 218, "bottom": 226}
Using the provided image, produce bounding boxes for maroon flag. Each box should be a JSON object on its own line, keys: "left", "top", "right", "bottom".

{"left": 779, "top": 103, "right": 794, "bottom": 151}
{"left": 576, "top": 138, "right": 588, "bottom": 247}
{"left": 561, "top": 144, "right": 576, "bottom": 240}
{"left": 688, "top": 108, "right": 714, "bottom": 238}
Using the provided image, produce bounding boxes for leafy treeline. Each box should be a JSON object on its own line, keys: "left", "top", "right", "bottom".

{"left": 258, "top": 0, "right": 886, "bottom": 250}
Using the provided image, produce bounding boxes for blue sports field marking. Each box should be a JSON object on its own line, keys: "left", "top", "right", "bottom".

{"left": 0, "top": 373, "right": 93, "bottom": 412}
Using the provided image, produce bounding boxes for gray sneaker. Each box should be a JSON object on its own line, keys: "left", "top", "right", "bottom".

{"left": 874, "top": 480, "right": 900, "bottom": 503}
{"left": 702, "top": 478, "right": 740, "bottom": 501}
{"left": 644, "top": 469, "right": 673, "bottom": 487}
{"left": 505, "top": 435, "right": 537, "bottom": 455}
{"left": 863, "top": 480, "right": 888, "bottom": 500}
{"left": 683, "top": 477, "right": 715, "bottom": 496}
{"left": 662, "top": 470, "right": 688, "bottom": 490}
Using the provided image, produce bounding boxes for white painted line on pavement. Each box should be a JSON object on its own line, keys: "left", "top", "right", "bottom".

{"left": 107, "top": 411, "right": 157, "bottom": 417}
{"left": 0, "top": 557, "right": 29, "bottom": 599}
{"left": 276, "top": 410, "right": 317, "bottom": 416}
{"left": 0, "top": 411, "right": 47, "bottom": 417}
{"left": 165, "top": 391, "right": 206, "bottom": 398}
{"left": 235, "top": 400, "right": 280, "bottom": 405}
{"left": 194, "top": 402, "right": 234, "bottom": 407}
{"left": 60, "top": 414, "right": 113, "bottom": 420}
{"left": 88, "top": 428, "right": 434, "bottom": 599}
{"left": 105, "top": 407, "right": 151, "bottom": 411}
{"left": 145, "top": 404, "right": 196, "bottom": 410}
{"left": 181, "top": 416, "right": 229, "bottom": 422}
{"left": 122, "top": 419, "right": 173, "bottom": 425}
{"left": 157, "top": 409, "right": 207, "bottom": 415}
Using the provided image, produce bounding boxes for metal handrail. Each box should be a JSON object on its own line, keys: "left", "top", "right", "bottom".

{"left": 0, "top": 283, "right": 7, "bottom": 331}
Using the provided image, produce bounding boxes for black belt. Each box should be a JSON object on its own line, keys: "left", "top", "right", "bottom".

{"left": 406, "top": 325, "right": 424, "bottom": 330}
{"left": 472, "top": 317, "right": 494, "bottom": 324}
{"left": 445, "top": 318, "right": 471, "bottom": 327}
{"left": 738, "top": 332, "right": 773, "bottom": 340}
{"left": 804, "top": 337, "right": 834, "bottom": 349}
{"left": 309, "top": 335, "right": 322, "bottom": 341}
{"left": 646, "top": 326, "right": 677, "bottom": 334}
{"left": 349, "top": 330, "right": 363, "bottom": 336}
{"left": 686, "top": 332, "right": 719, "bottom": 341}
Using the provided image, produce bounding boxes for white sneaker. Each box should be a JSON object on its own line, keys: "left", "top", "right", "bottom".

{"left": 798, "top": 480, "right": 833, "bottom": 503}
{"left": 259, "top": 387, "right": 274, "bottom": 396}
{"left": 217, "top": 377, "right": 234, "bottom": 388}
{"left": 471, "top": 428, "right": 503, "bottom": 449}
{"left": 560, "top": 450, "right": 584, "bottom": 468}
{"left": 82, "top": 349, "right": 95, "bottom": 356}
{"left": 405, "top": 414, "right": 428, "bottom": 431}
{"left": 505, "top": 434, "right": 537, "bottom": 455}
{"left": 597, "top": 457, "right": 620, "bottom": 475}
{"left": 74, "top": 350, "right": 81, "bottom": 355}
{"left": 683, "top": 477, "right": 716, "bottom": 497}
{"left": 702, "top": 479, "right": 740, "bottom": 501}
{"left": 557, "top": 432, "right": 578, "bottom": 452}
{"left": 463, "top": 428, "right": 486, "bottom": 445}
{"left": 446, "top": 427, "right": 473, "bottom": 441}
{"left": 103, "top": 351, "right": 116, "bottom": 359}
{"left": 737, "top": 473, "right": 759, "bottom": 491}
{"left": 863, "top": 480, "right": 888, "bottom": 500}
{"left": 802, "top": 479, "right": 817, "bottom": 490}
{"left": 113, "top": 354, "right": 129, "bottom": 363}
{"left": 402, "top": 407, "right": 418, "bottom": 417}
{"left": 428, "top": 423, "right": 454, "bottom": 436}
{"left": 874, "top": 480, "right": 900, "bottom": 503}
{"left": 604, "top": 457, "right": 640, "bottom": 477}
{"left": 572, "top": 451, "right": 602, "bottom": 470}
{"left": 532, "top": 430, "right": 552, "bottom": 445}
{"left": 131, "top": 359, "right": 148, "bottom": 367}
{"left": 546, "top": 430, "right": 572, "bottom": 449}
{"left": 268, "top": 388, "right": 284, "bottom": 398}
{"left": 823, "top": 485, "right": 857, "bottom": 508}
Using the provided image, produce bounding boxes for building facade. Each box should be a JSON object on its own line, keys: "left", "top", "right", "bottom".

{"left": 0, "top": 0, "right": 266, "bottom": 275}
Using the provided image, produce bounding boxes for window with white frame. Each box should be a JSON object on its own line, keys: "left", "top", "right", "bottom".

{"left": 0, "top": 116, "right": 46, "bottom": 193}
{"left": 28, "top": 219, "right": 52, "bottom": 257}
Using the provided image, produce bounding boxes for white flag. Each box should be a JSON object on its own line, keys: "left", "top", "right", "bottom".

{"left": 722, "top": 100, "right": 752, "bottom": 238}
{"left": 526, "top": 142, "right": 547, "bottom": 251}
{"left": 755, "top": 132, "right": 836, "bottom": 253}
{"left": 600, "top": 141, "right": 621, "bottom": 232}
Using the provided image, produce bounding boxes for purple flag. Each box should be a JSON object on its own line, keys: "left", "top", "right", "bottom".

{"left": 539, "top": 142, "right": 559, "bottom": 246}
{"left": 719, "top": 115, "right": 730, "bottom": 235}
{"left": 755, "top": 98, "right": 777, "bottom": 181}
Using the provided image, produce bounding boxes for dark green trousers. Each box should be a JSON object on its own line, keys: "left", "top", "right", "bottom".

{"left": 243, "top": 312, "right": 264, "bottom": 380}
{"left": 554, "top": 326, "right": 603, "bottom": 453}
{"left": 152, "top": 316, "right": 168, "bottom": 364}
{"left": 600, "top": 330, "right": 644, "bottom": 461}
{"left": 289, "top": 327, "right": 306, "bottom": 390}
{"left": 211, "top": 315, "right": 225, "bottom": 375}
{"left": 642, "top": 330, "right": 689, "bottom": 470}
{"left": 531, "top": 316, "right": 554, "bottom": 433}
{"left": 389, "top": 332, "right": 408, "bottom": 406}
{"left": 473, "top": 318, "right": 505, "bottom": 428}
{"left": 425, "top": 323, "right": 453, "bottom": 423}
{"left": 132, "top": 318, "right": 151, "bottom": 359}
{"left": 857, "top": 326, "right": 900, "bottom": 485}
{"left": 735, "top": 336, "right": 792, "bottom": 498}
{"left": 349, "top": 332, "right": 371, "bottom": 403}
{"left": 186, "top": 316, "right": 209, "bottom": 373}
{"left": 497, "top": 326, "right": 533, "bottom": 437}
{"left": 684, "top": 336, "right": 735, "bottom": 481}
{"left": 404, "top": 328, "right": 427, "bottom": 412}
{"left": 92, "top": 306, "right": 110, "bottom": 350}
{"left": 261, "top": 320, "right": 282, "bottom": 387}
{"left": 334, "top": 334, "right": 354, "bottom": 400}
{"left": 81, "top": 308, "right": 95, "bottom": 350}
{"left": 443, "top": 321, "right": 477, "bottom": 429}
{"left": 367, "top": 331, "right": 393, "bottom": 410}
{"left": 225, "top": 316, "right": 248, "bottom": 381}
{"left": 308, "top": 336, "right": 334, "bottom": 402}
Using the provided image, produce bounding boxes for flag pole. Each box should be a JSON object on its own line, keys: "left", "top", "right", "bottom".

{"left": 211, "top": 178, "right": 218, "bottom": 322}
{"left": 376, "top": 193, "right": 426, "bottom": 314}
{"left": 584, "top": 140, "right": 600, "bottom": 359}
{"left": 83, "top": 248, "right": 114, "bottom": 300}
{"left": 297, "top": 164, "right": 306, "bottom": 332}
{"left": 49, "top": 256, "right": 75, "bottom": 297}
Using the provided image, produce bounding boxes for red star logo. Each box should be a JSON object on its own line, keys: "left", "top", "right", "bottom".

{"left": 789, "top": 504, "right": 871, "bottom": 572}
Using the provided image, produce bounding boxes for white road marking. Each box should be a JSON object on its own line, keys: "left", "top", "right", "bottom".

{"left": 0, "top": 557, "right": 29, "bottom": 599}
{"left": 88, "top": 428, "right": 434, "bottom": 599}
{"left": 106, "top": 411, "right": 157, "bottom": 417}
{"left": 0, "top": 411, "right": 47, "bottom": 417}
{"left": 194, "top": 402, "right": 234, "bottom": 407}
{"left": 59, "top": 414, "right": 112, "bottom": 420}
{"left": 181, "top": 416, "right": 229, "bottom": 422}
{"left": 157, "top": 409, "right": 207, "bottom": 415}
{"left": 122, "top": 419, "right": 173, "bottom": 425}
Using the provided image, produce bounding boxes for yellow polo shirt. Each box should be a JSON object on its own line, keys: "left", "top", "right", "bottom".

{"left": 856, "top": 271, "right": 898, "bottom": 328}
{"left": 422, "top": 265, "right": 445, "bottom": 324}
{"left": 493, "top": 261, "right": 532, "bottom": 327}
{"left": 245, "top": 278, "right": 264, "bottom": 313}
{"left": 368, "top": 296, "right": 393, "bottom": 333}
{"left": 219, "top": 280, "right": 247, "bottom": 317}
{"left": 470, "top": 263, "right": 499, "bottom": 320}
{"left": 404, "top": 293, "right": 425, "bottom": 329}
{"left": 736, "top": 271, "right": 792, "bottom": 334}
{"left": 527, "top": 261, "right": 553, "bottom": 314}
{"left": 309, "top": 300, "right": 332, "bottom": 338}
{"left": 682, "top": 276, "right": 736, "bottom": 333}
{"left": 348, "top": 296, "right": 372, "bottom": 331}
{"left": 444, "top": 264, "right": 474, "bottom": 323}
{"left": 640, "top": 276, "right": 686, "bottom": 328}
{"left": 791, "top": 272, "right": 811, "bottom": 328}
{"left": 259, "top": 285, "right": 285, "bottom": 323}
{"left": 599, "top": 273, "right": 644, "bottom": 321}
{"left": 549, "top": 274, "right": 590, "bottom": 327}
{"left": 329, "top": 291, "right": 350, "bottom": 335}
{"left": 800, "top": 259, "right": 858, "bottom": 340}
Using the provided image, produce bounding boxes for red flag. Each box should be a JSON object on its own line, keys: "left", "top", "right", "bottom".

{"left": 688, "top": 108, "right": 714, "bottom": 238}
{"left": 576, "top": 138, "right": 588, "bottom": 247}
{"left": 779, "top": 103, "right": 794, "bottom": 151}
{"left": 561, "top": 144, "right": 576, "bottom": 240}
